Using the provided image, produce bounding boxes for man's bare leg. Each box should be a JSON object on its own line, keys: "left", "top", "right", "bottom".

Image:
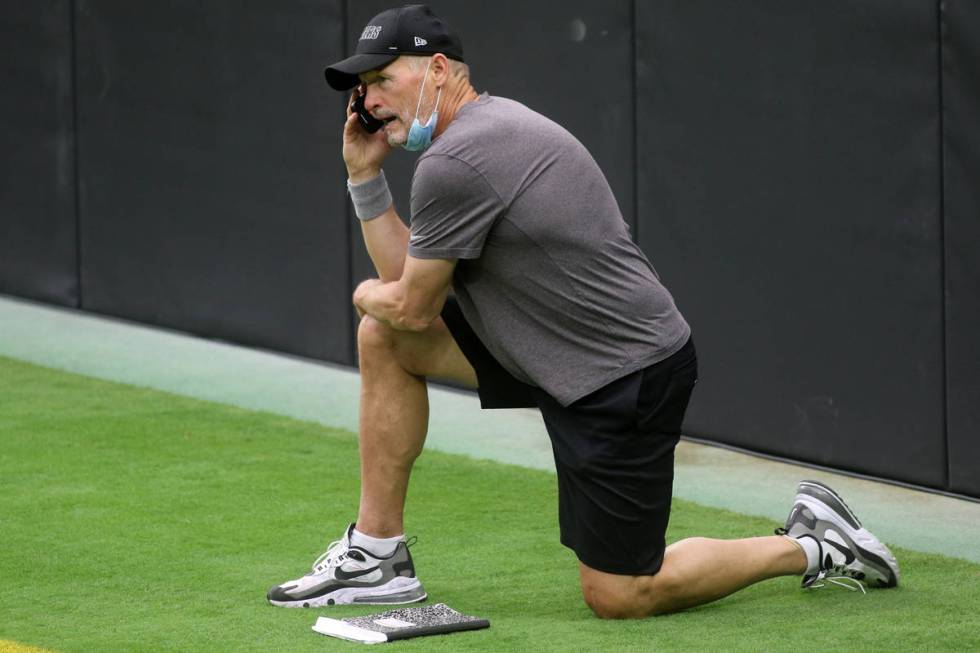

{"left": 579, "top": 535, "right": 807, "bottom": 618}
{"left": 354, "top": 313, "right": 477, "bottom": 538}
{"left": 266, "top": 312, "right": 474, "bottom": 607}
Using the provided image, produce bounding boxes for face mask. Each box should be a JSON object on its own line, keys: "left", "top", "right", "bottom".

{"left": 404, "top": 58, "right": 443, "bottom": 152}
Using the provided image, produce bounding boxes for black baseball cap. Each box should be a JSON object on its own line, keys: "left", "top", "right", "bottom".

{"left": 324, "top": 4, "right": 465, "bottom": 91}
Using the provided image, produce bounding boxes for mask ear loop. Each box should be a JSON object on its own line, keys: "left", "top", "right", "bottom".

{"left": 427, "top": 86, "right": 443, "bottom": 126}
{"left": 414, "top": 57, "right": 442, "bottom": 126}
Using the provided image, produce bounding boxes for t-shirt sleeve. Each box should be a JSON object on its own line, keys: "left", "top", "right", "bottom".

{"left": 408, "top": 154, "right": 505, "bottom": 260}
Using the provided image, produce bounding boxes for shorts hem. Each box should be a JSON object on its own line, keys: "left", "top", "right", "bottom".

{"left": 567, "top": 542, "right": 666, "bottom": 577}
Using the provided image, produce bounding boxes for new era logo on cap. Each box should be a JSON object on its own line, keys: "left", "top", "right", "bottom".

{"left": 414, "top": 36, "right": 427, "bottom": 46}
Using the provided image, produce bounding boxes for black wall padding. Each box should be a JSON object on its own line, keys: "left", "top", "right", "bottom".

{"left": 943, "top": 1, "right": 980, "bottom": 497}
{"left": 344, "top": 1, "right": 635, "bottom": 308}
{"left": 4, "top": 1, "right": 980, "bottom": 497}
{"left": 74, "top": 0, "right": 353, "bottom": 363}
{"left": 0, "top": 0, "right": 78, "bottom": 306}
{"left": 635, "top": 1, "right": 946, "bottom": 488}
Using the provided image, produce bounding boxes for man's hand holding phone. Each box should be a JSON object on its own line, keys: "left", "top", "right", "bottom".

{"left": 344, "top": 85, "right": 392, "bottom": 183}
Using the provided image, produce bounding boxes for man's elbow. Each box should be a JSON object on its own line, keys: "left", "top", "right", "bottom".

{"left": 391, "top": 308, "right": 436, "bottom": 332}
{"left": 392, "top": 315, "right": 435, "bottom": 333}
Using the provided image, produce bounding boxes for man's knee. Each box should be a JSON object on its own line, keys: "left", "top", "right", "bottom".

{"left": 357, "top": 314, "right": 395, "bottom": 356}
{"left": 356, "top": 314, "right": 442, "bottom": 378}
{"left": 580, "top": 564, "right": 681, "bottom": 619}
{"left": 581, "top": 574, "right": 645, "bottom": 619}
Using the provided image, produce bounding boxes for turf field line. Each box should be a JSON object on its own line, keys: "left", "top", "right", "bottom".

{"left": 1, "top": 294, "right": 979, "bottom": 565}
{"left": 0, "top": 642, "right": 56, "bottom": 653}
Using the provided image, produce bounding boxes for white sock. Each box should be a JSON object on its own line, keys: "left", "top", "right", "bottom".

{"left": 787, "top": 535, "right": 822, "bottom": 575}
{"left": 351, "top": 527, "right": 403, "bottom": 557}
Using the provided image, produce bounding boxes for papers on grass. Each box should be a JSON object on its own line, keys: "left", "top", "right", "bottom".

{"left": 312, "top": 603, "right": 489, "bottom": 644}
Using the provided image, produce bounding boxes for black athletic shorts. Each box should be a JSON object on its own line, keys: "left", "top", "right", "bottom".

{"left": 441, "top": 296, "right": 699, "bottom": 576}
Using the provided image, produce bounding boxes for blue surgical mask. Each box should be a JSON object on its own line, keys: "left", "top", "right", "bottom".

{"left": 404, "top": 58, "right": 443, "bottom": 152}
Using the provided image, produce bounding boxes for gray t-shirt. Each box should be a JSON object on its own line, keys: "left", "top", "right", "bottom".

{"left": 408, "top": 94, "right": 690, "bottom": 406}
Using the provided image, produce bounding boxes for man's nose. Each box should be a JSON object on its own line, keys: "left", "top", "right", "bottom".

{"left": 363, "top": 86, "right": 380, "bottom": 113}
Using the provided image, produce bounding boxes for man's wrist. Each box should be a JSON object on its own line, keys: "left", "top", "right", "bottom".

{"left": 347, "top": 167, "right": 382, "bottom": 184}
{"left": 347, "top": 169, "right": 392, "bottom": 221}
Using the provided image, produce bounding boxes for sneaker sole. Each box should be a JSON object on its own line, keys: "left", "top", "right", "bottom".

{"left": 268, "top": 577, "right": 426, "bottom": 608}
{"left": 795, "top": 480, "right": 900, "bottom": 588}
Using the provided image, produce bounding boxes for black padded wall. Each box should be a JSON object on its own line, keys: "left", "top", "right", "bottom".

{"left": 0, "top": 0, "right": 78, "bottom": 306}
{"left": 635, "top": 1, "right": 946, "bottom": 487}
{"left": 343, "top": 1, "right": 635, "bottom": 297}
{"left": 943, "top": 1, "right": 980, "bottom": 497}
{"left": 4, "top": 1, "right": 980, "bottom": 497}
{"left": 74, "top": 0, "right": 353, "bottom": 363}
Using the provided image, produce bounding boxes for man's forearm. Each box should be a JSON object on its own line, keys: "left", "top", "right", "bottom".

{"left": 348, "top": 169, "right": 410, "bottom": 282}
{"left": 360, "top": 207, "right": 410, "bottom": 282}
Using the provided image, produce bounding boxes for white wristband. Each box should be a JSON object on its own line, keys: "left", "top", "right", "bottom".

{"left": 347, "top": 170, "right": 393, "bottom": 221}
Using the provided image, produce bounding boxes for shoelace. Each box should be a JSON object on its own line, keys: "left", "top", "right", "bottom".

{"left": 775, "top": 527, "right": 867, "bottom": 594}
{"left": 806, "top": 568, "right": 867, "bottom": 594}
{"left": 309, "top": 533, "right": 417, "bottom": 574}
{"left": 311, "top": 538, "right": 350, "bottom": 574}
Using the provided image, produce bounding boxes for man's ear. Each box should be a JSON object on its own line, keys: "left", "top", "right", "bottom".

{"left": 431, "top": 53, "right": 450, "bottom": 85}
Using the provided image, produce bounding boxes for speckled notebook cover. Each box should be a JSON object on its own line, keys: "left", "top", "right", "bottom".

{"left": 313, "top": 603, "right": 490, "bottom": 643}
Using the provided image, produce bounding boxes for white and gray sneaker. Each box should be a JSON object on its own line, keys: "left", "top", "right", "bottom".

{"left": 777, "top": 480, "right": 900, "bottom": 591}
{"left": 267, "top": 524, "right": 426, "bottom": 608}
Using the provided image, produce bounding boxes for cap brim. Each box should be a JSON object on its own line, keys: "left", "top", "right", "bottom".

{"left": 324, "top": 53, "right": 398, "bottom": 90}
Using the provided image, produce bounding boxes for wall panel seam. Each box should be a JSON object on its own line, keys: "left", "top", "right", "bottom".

{"left": 938, "top": 0, "right": 950, "bottom": 490}
{"left": 70, "top": 0, "right": 83, "bottom": 308}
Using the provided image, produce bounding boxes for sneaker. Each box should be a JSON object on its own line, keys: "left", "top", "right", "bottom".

{"left": 777, "top": 480, "right": 900, "bottom": 590}
{"left": 266, "top": 524, "right": 427, "bottom": 608}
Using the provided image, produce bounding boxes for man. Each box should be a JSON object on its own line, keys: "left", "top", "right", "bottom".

{"left": 267, "top": 4, "right": 900, "bottom": 617}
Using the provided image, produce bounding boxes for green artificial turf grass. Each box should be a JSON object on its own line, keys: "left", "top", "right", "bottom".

{"left": 1, "top": 355, "right": 978, "bottom": 653}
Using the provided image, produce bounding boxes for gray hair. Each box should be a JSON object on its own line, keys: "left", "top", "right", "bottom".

{"left": 403, "top": 54, "right": 470, "bottom": 81}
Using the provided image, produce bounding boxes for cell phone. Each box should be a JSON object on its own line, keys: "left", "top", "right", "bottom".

{"left": 352, "top": 91, "right": 384, "bottom": 134}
